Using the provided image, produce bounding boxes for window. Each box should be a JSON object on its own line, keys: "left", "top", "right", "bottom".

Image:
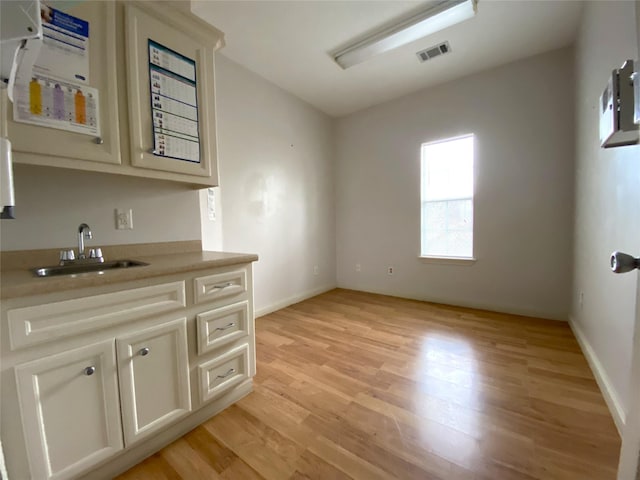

{"left": 420, "top": 134, "right": 474, "bottom": 259}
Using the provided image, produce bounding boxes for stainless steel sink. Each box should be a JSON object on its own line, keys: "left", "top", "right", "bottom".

{"left": 32, "top": 260, "right": 149, "bottom": 277}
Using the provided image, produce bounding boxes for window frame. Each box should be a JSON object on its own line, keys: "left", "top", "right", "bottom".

{"left": 419, "top": 133, "right": 476, "bottom": 264}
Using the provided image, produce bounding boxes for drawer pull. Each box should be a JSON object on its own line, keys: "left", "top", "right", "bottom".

{"left": 216, "top": 368, "right": 236, "bottom": 379}
{"left": 139, "top": 347, "right": 150, "bottom": 356}
{"left": 207, "top": 282, "right": 235, "bottom": 293}
{"left": 84, "top": 366, "right": 96, "bottom": 376}
{"left": 214, "top": 322, "right": 236, "bottom": 332}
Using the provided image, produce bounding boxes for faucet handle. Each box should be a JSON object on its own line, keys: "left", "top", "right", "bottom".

{"left": 88, "top": 248, "right": 103, "bottom": 259}
{"left": 59, "top": 249, "right": 76, "bottom": 264}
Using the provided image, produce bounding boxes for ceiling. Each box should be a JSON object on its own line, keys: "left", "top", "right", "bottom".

{"left": 191, "top": 1, "right": 583, "bottom": 117}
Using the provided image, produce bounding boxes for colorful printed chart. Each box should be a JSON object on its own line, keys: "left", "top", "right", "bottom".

{"left": 13, "top": 76, "right": 100, "bottom": 136}
{"left": 13, "top": 7, "right": 100, "bottom": 136}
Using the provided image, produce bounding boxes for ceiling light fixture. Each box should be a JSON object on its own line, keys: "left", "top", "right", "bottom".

{"left": 333, "top": 0, "right": 477, "bottom": 69}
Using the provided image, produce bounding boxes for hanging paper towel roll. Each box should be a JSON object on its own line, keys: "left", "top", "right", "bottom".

{"left": 0, "top": 137, "right": 15, "bottom": 219}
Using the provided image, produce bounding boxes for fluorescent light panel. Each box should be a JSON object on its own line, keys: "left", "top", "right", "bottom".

{"left": 334, "top": 0, "right": 477, "bottom": 69}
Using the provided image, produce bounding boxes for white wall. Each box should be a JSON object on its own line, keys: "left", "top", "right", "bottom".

{"left": 335, "top": 47, "right": 575, "bottom": 321}
{"left": 0, "top": 54, "right": 337, "bottom": 319}
{"left": 0, "top": 164, "right": 201, "bottom": 251}
{"left": 212, "top": 55, "right": 336, "bottom": 316}
{"left": 570, "top": 1, "right": 640, "bottom": 431}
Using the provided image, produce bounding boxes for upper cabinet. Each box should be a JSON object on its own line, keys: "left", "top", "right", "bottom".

{"left": 3, "top": 1, "right": 224, "bottom": 187}
{"left": 126, "top": 4, "right": 217, "bottom": 179}
{"left": 7, "top": 2, "right": 121, "bottom": 166}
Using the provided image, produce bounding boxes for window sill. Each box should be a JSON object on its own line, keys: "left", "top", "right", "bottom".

{"left": 419, "top": 256, "right": 476, "bottom": 266}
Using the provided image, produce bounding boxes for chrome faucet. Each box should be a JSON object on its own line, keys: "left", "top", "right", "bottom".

{"left": 77, "top": 223, "right": 92, "bottom": 259}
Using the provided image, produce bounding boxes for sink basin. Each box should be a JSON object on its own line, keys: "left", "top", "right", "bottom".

{"left": 32, "top": 260, "right": 149, "bottom": 277}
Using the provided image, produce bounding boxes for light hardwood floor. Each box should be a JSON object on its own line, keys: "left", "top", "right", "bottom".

{"left": 117, "top": 289, "right": 621, "bottom": 480}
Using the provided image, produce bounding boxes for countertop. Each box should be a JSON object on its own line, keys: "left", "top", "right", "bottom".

{"left": 0, "top": 241, "right": 258, "bottom": 299}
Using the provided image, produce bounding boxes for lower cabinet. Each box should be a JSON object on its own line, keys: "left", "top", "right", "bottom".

{"left": 14, "top": 340, "right": 123, "bottom": 480}
{"left": 4, "top": 263, "right": 256, "bottom": 480}
{"left": 117, "top": 318, "right": 191, "bottom": 445}
{"left": 14, "top": 317, "right": 191, "bottom": 480}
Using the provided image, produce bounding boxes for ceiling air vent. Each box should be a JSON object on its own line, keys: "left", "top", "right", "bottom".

{"left": 416, "top": 41, "right": 451, "bottom": 63}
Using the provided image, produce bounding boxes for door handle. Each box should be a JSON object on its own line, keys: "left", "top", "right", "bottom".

{"left": 610, "top": 251, "right": 640, "bottom": 273}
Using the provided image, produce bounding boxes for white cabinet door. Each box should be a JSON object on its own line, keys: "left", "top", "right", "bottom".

{"left": 125, "top": 3, "right": 219, "bottom": 180}
{"left": 7, "top": 1, "right": 121, "bottom": 165}
{"left": 117, "top": 317, "right": 191, "bottom": 446}
{"left": 14, "top": 340, "right": 123, "bottom": 480}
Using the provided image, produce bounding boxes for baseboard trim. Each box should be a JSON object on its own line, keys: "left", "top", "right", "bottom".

{"left": 569, "top": 315, "right": 625, "bottom": 435}
{"left": 255, "top": 284, "right": 336, "bottom": 318}
{"left": 335, "top": 285, "right": 567, "bottom": 321}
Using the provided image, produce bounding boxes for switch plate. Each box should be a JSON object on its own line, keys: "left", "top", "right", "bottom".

{"left": 115, "top": 209, "right": 133, "bottom": 230}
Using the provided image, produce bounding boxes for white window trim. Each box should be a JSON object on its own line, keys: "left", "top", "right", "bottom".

{"left": 419, "top": 255, "right": 476, "bottom": 266}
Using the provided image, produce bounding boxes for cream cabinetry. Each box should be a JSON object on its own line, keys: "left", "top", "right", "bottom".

{"left": 198, "top": 343, "right": 251, "bottom": 403}
{"left": 14, "top": 340, "right": 123, "bottom": 480}
{"left": 125, "top": 4, "right": 217, "bottom": 179}
{"left": 4, "top": 1, "right": 223, "bottom": 187}
{"left": 6, "top": 2, "right": 122, "bottom": 167}
{"left": 1, "top": 262, "right": 255, "bottom": 480}
{"left": 196, "top": 300, "right": 250, "bottom": 354}
{"left": 117, "top": 318, "right": 191, "bottom": 446}
{"left": 14, "top": 318, "right": 191, "bottom": 480}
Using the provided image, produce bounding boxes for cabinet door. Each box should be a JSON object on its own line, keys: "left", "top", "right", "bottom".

{"left": 117, "top": 317, "right": 191, "bottom": 446}
{"left": 7, "top": 1, "right": 121, "bottom": 165}
{"left": 14, "top": 340, "right": 123, "bottom": 480}
{"left": 125, "top": 3, "right": 219, "bottom": 180}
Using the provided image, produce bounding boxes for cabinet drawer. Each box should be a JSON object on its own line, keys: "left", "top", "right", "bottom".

{"left": 8, "top": 282, "right": 186, "bottom": 350}
{"left": 198, "top": 344, "right": 250, "bottom": 403}
{"left": 196, "top": 301, "right": 249, "bottom": 355}
{"left": 194, "top": 268, "right": 247, "bottom": 304}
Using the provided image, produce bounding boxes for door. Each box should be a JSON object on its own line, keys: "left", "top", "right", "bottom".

{"left": 616, "top": 253, "right": 640, "bottom": 479}
{"left": 117, "top": 317, "right": 191, "bottom": 446}
{"left": 14, "top": 340, "right": 123, "bottom": 480}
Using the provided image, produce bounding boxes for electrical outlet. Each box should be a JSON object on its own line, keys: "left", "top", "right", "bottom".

{"left": 355, "top": 264, "right": 361, "bottom": 272}
{"left": 115, "top": 208, "right": 134, "bottom": 230}
{"left": 388, "top": 266, "right": 394, "bottom": 275}
{"left": 313, "top": 265, "right": 319, "bottom": 275}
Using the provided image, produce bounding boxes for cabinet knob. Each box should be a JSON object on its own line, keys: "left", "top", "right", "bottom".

{"left": 84, "top": 366, "right": 96, "bottom": 376}
{"left": 94, "top": 137, "right": 104, "bottom": 145}
{"left": 139, "top": 347, "right": 150, "bottom": 356}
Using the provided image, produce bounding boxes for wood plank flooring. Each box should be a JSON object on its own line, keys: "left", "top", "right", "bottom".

{"left": 117, "top": 289, "right": 621, "bottom": 480}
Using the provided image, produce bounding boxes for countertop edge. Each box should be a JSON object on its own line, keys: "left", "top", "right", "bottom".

{"left": 1, "top": 250, "right": 259, "bottom": 300}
